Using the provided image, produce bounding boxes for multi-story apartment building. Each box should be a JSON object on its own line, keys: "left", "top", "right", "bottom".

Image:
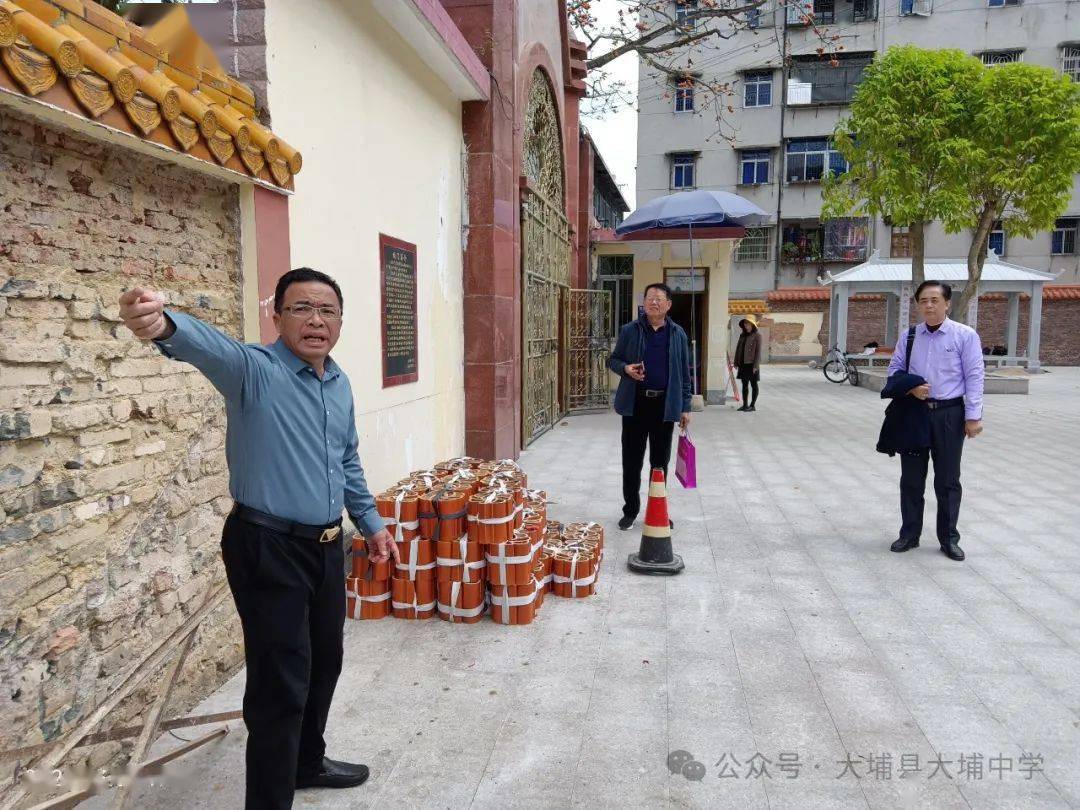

{"left": 635, "top": 0, "right": 1080, "bottom": 300}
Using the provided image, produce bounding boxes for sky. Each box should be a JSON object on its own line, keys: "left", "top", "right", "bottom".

{"left": 577, "top": 2, "right": 641, "bottom": 209}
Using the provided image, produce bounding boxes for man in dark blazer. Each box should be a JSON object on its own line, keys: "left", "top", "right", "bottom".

{"left": 607, "top": 283, "right": 692, "bottom": 531}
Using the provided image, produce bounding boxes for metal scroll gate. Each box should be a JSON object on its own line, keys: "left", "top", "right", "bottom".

{"left": 565, "top": 288, "right": 613, "bottom": 412}
{"left": 521, "top": 186, "right": 569, "bottom": 446}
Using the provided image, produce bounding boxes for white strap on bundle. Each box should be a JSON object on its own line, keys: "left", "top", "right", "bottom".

{"left": 347, "top": 584, "right": 390, "bottom": 618}
{"left": 467, "top": 503, "right": 522, "bottom": 526}
{"left": 552, "top": 553, "right": 597, "bottom": 596}
{"left": 436, "top": 581, "right": 488, "bottom": 621}
{"left": 436, "top": 537, "right": 486, "bottom": 578}
{"left": 396, "top": 535, "right": 435, "bottom": 580}
{"left": 391, "top": 589, "right": 436, "bottom": 614}
{"left": 492, "top": 581, "right": 537, "bottom": 624}
{"left": 485, "top": 543, "right": 533, "bottom": 584}
{"left": 391, "top": 490, "right": 420, "bottom": 543}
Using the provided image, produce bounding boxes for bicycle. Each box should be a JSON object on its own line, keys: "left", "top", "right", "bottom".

{"left": 821, "top": 346, "right": 861, "bottom": 386}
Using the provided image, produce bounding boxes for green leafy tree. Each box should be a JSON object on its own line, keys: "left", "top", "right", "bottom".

{"left": 947, "top": 63, "right": 1080, "bottom": 320}
{"left": 822, "top": 46, "right": 983, "bottom": 289}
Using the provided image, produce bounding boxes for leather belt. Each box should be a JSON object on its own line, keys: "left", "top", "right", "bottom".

{"left": 231, "top": 503, "right": 343, "bottom": 543}
{"left": 926, "top": 397, "right": 964, "bottom": 411}
{"left": 641, "top": 389, "right": 666, "bottom": 398}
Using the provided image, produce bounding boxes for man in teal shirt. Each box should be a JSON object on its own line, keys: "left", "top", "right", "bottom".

{"left": 119, "top": 268, "right": 396, "bottom": 809}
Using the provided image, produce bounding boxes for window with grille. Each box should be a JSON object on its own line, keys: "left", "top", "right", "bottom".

{"left": 900, "top": 0, "right": 933, "bottom": 14}
{"left": 675, "top": 0, "right": 699, "bottom": 28}
{"left": 747, "top": 0, "right": 773, "bottom": 28}
{"left": 891, "top": 226, "right": 912, "bottom": 257}
{"left": 785, "top": 138, "right": 848, "bottom": 183}
{"left": 987, "top": 222, "right": 1006, "bottom": 255}
{"left": 740, "top": 150, "right": 771, "bottom": 185}
{"left": 824, "top": 218, "right": 870, "bottom": 261}
{"left": 743, "top": 71, "right": 773, "bottom": 107}
{"left": 787, "top": 0, "right": 833, "bottom": 24}
{"left": 782, "top": 224, "right": 823, "bottom": 263}
{"left": 987, "top": 0, "right": 1020, "bottom": 6}
{"left": 736, "top": 228, "right": 773, "bottom": 262}
{"left": 1063, "top": 46, "right": 1080, "bottom": 82}
{"left": 674, "top": 82, "right": 695, "bottom": 112}
{"left": 980, "top": 50, "right": 1023, "bottom": 66}
{"left": 671, "top": 153, "right": 697, "bottom": 189}
{"left": 1052, "top": 218, "right": 1078, "bottom": 255}
{"left": 598, "top": 256, "right": 635, "bottom": 328}
{"left": 789, "top": 54, "right": 873, "bottom": 104}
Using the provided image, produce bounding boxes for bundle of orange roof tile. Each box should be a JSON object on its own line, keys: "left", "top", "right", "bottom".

{"left": 345, "top": 458, "right": 603, "bottom": 625}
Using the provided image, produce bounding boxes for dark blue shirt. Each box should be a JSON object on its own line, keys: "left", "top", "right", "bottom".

{"left": 641, "top": 319, "right": 669, "bottom": 390}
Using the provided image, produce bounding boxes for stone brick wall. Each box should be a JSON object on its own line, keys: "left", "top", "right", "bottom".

{"left": 0, "top": 108, "right": 245, "bottom": 765}
{"left": 767, "top": 296, "right": 1080, "bottom": 365}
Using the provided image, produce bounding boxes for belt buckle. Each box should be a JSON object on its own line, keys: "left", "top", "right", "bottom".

{"left": 319, "top": 526, "right": 341, "bottom": 544}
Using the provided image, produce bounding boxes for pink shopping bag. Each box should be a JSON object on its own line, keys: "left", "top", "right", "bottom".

{"left": 675, "top": 430, "right": 697, "bottom": 489}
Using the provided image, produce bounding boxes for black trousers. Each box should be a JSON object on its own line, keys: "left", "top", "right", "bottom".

{"left": 899, "top": 404, "right": 966, "bottom": 546}
{"left": 741, "top": 378, "right": 759, "bottom": 406}
{"left": 220, "top": 513, "right": 346, "bottom": 810}
{"left": 621, "top": 391, "right": 675, "bottom": 518}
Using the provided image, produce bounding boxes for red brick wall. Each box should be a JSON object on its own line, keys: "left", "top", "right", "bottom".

{"left": 767, "top": 295, "right": 1080, "bottom": 365}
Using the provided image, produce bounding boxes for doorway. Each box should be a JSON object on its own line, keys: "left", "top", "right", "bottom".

{"left": 664, "top": 268, "right": 708, "bottom": 396}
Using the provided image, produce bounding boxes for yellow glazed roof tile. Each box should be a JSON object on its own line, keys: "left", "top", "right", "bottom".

{"left": 0, "top": 0, "right": 299, "bottom": 188}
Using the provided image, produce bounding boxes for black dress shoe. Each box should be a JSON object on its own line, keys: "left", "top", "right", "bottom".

{"left": 737, "top": 405, "right": 750, "bottom": 412}
{"left": 618, "top": 515, "right": 635, "bottom": 531}
{"left": 940, "top": 542, "right": 965, "bottom": 561}
{"left": 890, "top": 537, "right": 919, "bottom": 553}
{"left": 748, "top": 405, "right": 757, "bottom": 412}
{"left": 296, "top": 757, "right": 369, "bottom": 790}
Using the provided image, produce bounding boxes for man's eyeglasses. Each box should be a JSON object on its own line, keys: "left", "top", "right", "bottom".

{"left": 282, "top": 304, "right": 342, "bottom": 321}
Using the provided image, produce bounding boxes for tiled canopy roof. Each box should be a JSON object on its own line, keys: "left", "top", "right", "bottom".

{"left": 0, "top": 0, "right": 300, "bottom": 188}
{"left": 728, "top": 299, "right": 769, "bottom": 314}
{"left": 767, "top": 285, "right": 1080, "bottom": 302}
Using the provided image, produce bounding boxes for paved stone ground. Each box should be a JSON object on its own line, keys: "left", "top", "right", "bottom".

{"left": 97, "top": 365, "right": 1080, "bottom": 809}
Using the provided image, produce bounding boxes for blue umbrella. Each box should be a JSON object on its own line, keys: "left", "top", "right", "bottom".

{"left": 615, "top": 189, "right": 770, "bottom": 235}
{"left": 615, "top": 191, "right": 769, "bottom": 399}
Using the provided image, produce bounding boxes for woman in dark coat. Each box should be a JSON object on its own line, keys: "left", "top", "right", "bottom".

{"left": 734, "top": 315, "right": 762, "bottom": 412}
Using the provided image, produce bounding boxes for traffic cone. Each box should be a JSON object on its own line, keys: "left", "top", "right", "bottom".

{"left": 627, "top": 468, "right": 684, "bottom": 575}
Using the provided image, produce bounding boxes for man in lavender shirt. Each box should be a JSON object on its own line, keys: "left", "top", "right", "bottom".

{"left": 887, "top": 281, "right": 985, "bottom": 561}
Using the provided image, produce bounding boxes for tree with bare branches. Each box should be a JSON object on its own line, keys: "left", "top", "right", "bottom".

{"left": 569, "top": 0, "right": 835, "bottom": 141}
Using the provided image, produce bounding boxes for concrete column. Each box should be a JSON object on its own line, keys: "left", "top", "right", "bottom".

{"left": 1006, "top": 292, "right": 1020, "bottom": 357}
{"left": 828, "top": 289, "right": 839, "bottom": 352}
{"left": 885, "top": 293, "right": 898, "bottom": 346}
{"left": 899, "top": 282, "right": 912, "bottom": 330}
{"left": 835, "top": 283, "right": 850, "bottom": 352}
{"left": 705, "top": 246, "right": 730, "bottom": 405}
{"left": 1028, "top": 283, "right": 1043, "bottom": 372}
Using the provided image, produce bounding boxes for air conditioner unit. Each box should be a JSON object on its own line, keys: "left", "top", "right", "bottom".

{"left": 787, "top": 81, "right": 812, "bottom": 105}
